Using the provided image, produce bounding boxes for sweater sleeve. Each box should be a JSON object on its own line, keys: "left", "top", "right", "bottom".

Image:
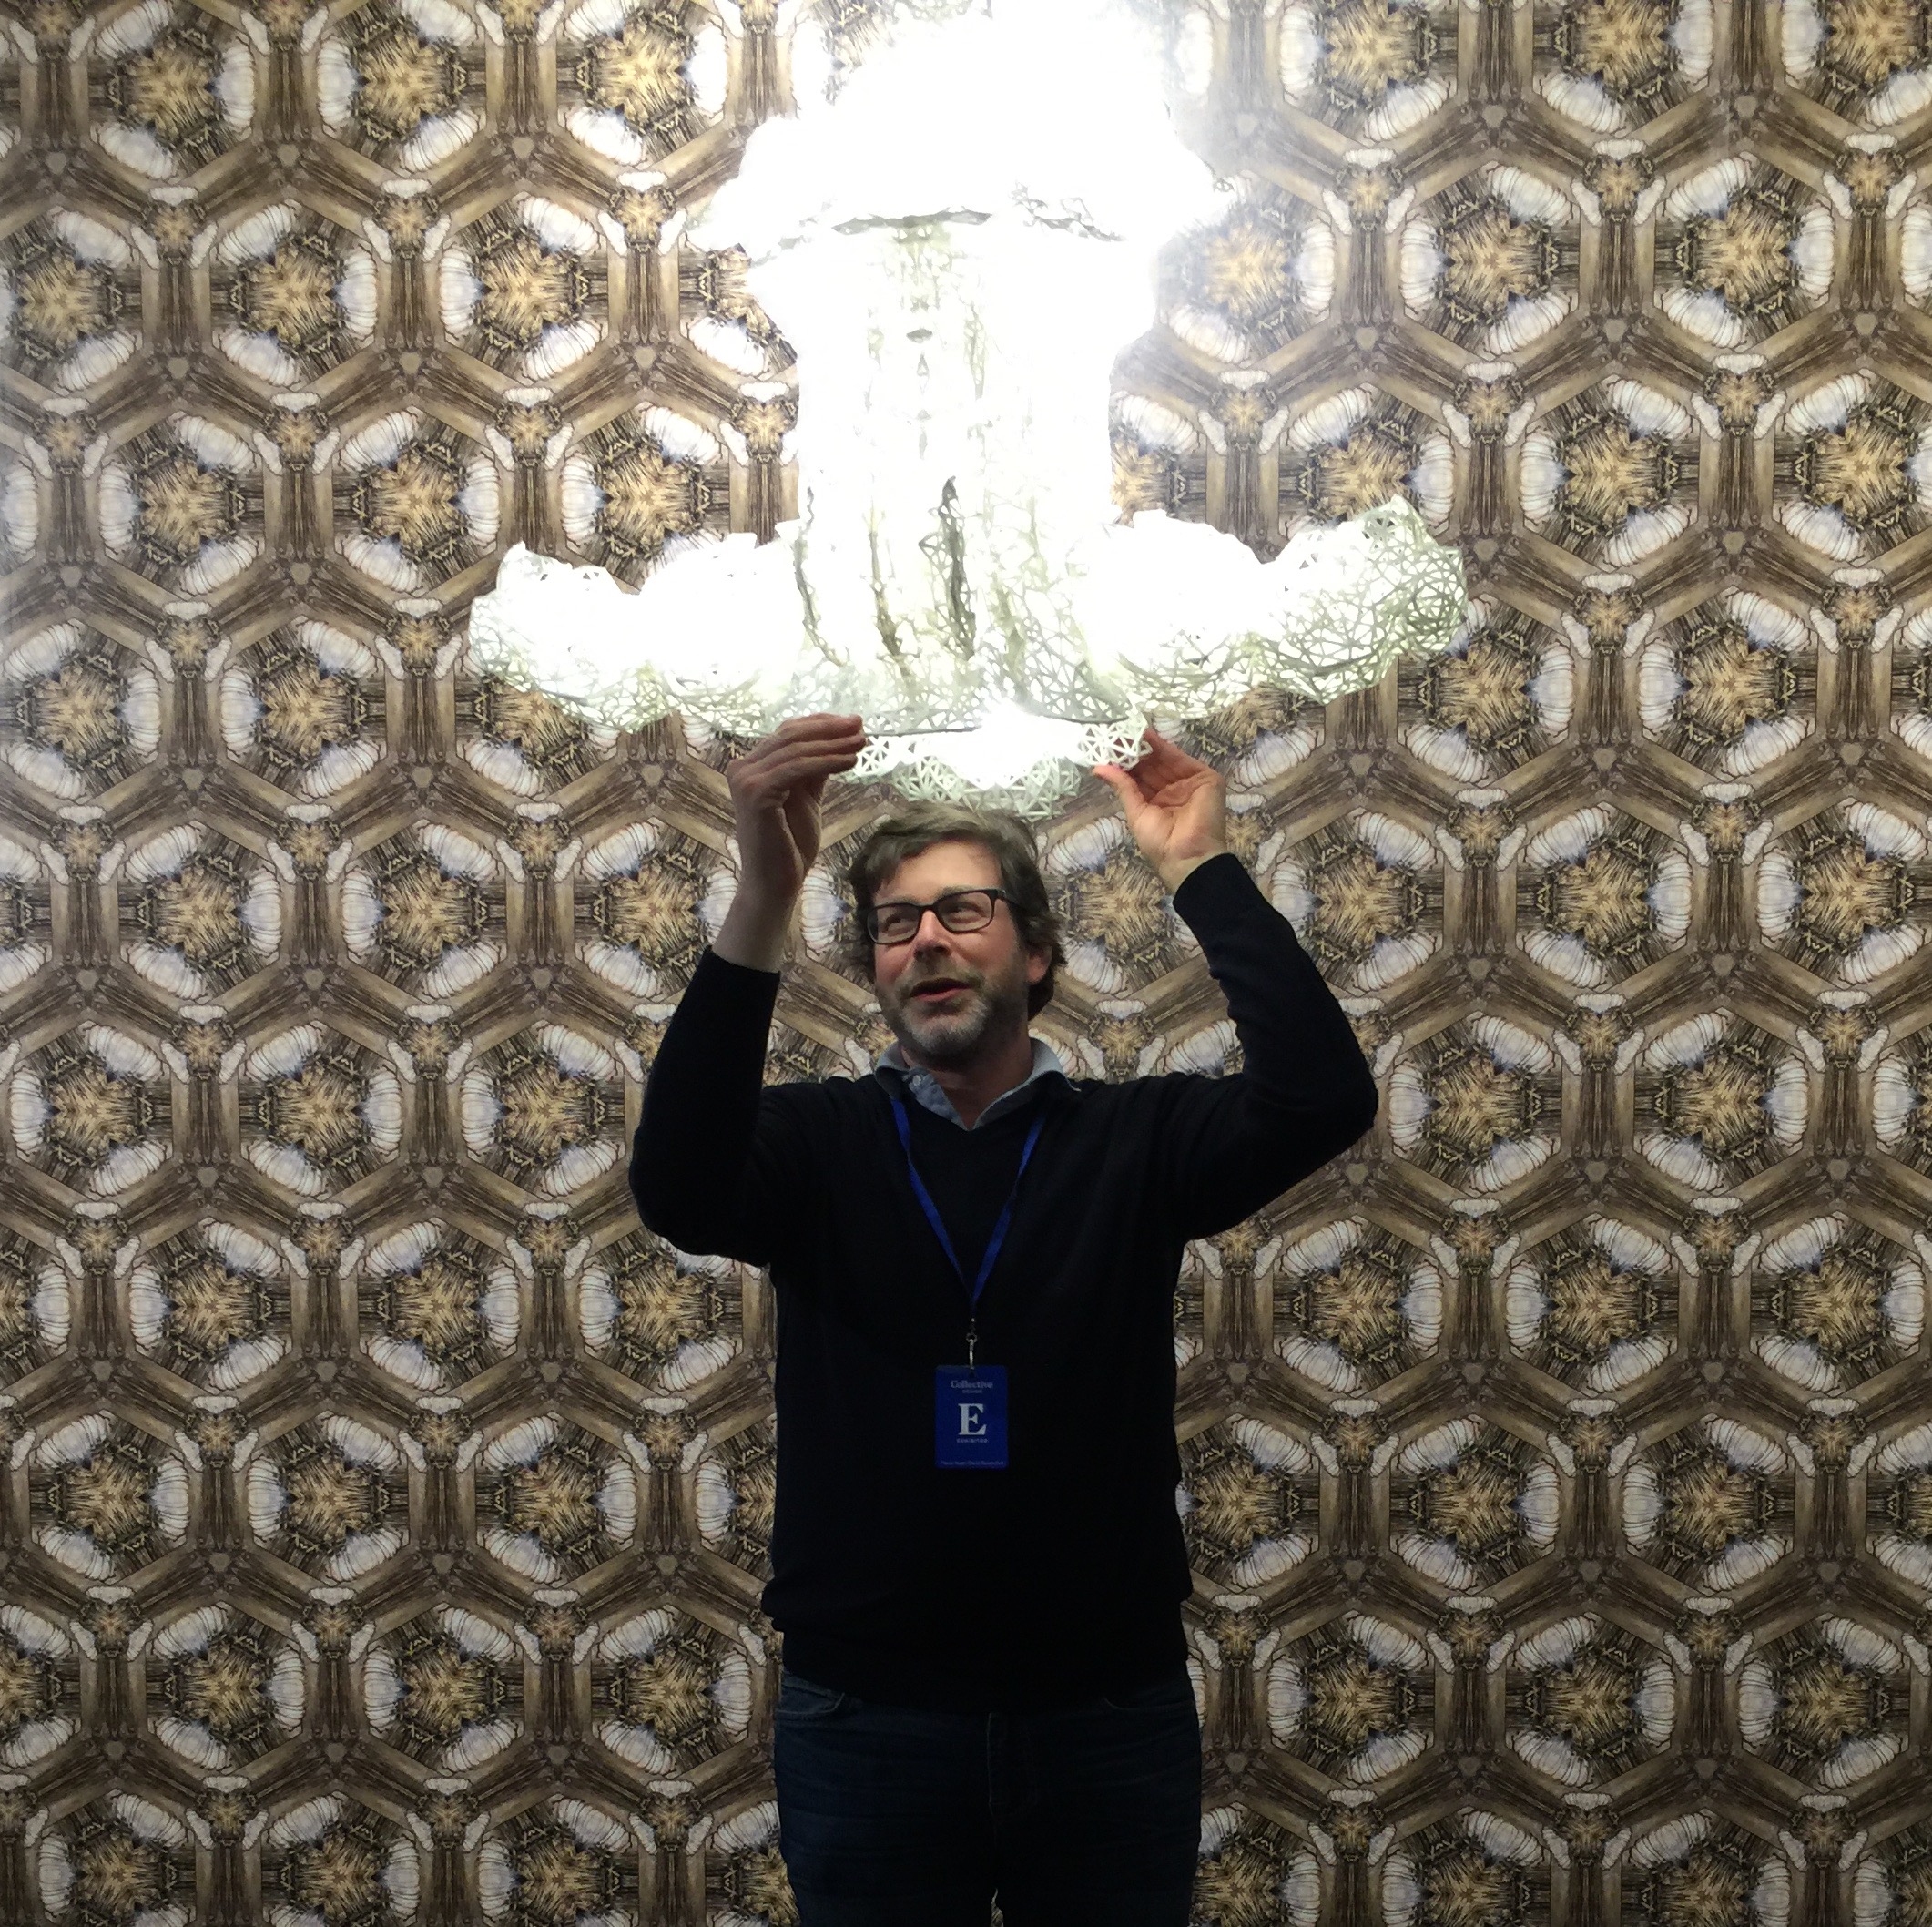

{"left": 1152, "top": 851, "right": 1378, "bottom": 1240}
{"left": 629, "top": 947, "right": 824, "bottom": 1267}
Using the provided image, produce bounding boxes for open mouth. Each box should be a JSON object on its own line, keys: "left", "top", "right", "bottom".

{"left": 913, "top": 982, "right": 970, "bottom": 1004}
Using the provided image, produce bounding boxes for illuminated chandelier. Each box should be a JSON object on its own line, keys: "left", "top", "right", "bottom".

{"left": 467, "top": 0, "right": 1471, "bottom": 816}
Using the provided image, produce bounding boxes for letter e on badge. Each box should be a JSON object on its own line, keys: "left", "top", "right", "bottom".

{"left": 935, "top": 1365, "right": 1007, "bottom": 1467}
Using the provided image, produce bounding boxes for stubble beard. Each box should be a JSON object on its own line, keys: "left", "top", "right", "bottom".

{"left": 885, "top": 964, "right": 1028, "bottom": 1067}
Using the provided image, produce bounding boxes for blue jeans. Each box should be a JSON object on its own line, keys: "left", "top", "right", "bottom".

{"left": 771, "top": 1662, "right": 1202, "bottom": 1926}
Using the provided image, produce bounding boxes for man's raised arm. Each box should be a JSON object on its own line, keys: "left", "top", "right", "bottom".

{"left": 1090, "top": 727, "right": 1378, "bottom": 1240}
{"left": 628, "top": 714, "right": 869, "bottom": 1261}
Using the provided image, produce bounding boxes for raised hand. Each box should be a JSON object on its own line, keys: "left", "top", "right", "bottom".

{"left": 1092, "top": 725, "right": 1228, "bottom": 893}
{"left": 716, "top": 714, "right": 867, "bottom": 969}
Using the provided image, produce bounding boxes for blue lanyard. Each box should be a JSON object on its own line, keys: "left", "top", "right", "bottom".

{"left": 890, "top": 1092, "right": 1045, "bottom": 1366}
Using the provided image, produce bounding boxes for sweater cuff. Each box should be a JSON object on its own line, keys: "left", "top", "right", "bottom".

{"left": 1170, "top": 850, "right": 1264, "bottom": 925}
{"left": 694, "top": 943, "right": 785, "bottom": 996}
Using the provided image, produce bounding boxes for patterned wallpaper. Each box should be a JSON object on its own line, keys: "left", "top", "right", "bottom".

{"left": 6, "top": 0, "right": 1932, "bottom": 1923}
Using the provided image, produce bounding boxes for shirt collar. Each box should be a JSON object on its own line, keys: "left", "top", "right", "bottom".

{"left": 874, "top": 1035, "right": 1068, "bottom": 1131}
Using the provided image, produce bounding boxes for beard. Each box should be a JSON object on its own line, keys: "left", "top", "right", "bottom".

{"left": 882, "top": 957, "right": 1031, "bottom": 1065}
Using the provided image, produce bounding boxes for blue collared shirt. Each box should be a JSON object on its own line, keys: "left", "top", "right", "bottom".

{"left": 873, "top": 1035, "right": 1067, "bottom": 1130}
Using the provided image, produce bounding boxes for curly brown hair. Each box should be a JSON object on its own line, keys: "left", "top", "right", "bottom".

{"left": 839, "top": 800, "right": 1069, "bottom": 1018}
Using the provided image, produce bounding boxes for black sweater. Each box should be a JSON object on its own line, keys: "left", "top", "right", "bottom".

{"left": 630, "top": 851, "right": 1378, "bottom": 1712}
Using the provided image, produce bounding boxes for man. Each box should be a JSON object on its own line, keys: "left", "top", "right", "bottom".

{"left": 631, "top": 712, "right": 1378, "bottom": 1927}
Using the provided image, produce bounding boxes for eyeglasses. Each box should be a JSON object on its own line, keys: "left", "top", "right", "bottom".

{"left": 865, "top": 887, "right": 1015, "bottom": 946}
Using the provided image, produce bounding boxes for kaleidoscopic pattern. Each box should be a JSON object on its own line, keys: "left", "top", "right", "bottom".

{"left": 5, "top": 0, "right": 1932, "bottom": 1919}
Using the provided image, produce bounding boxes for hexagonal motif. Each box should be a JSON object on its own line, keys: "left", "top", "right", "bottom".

{"left": 1381, "top": 1810, "right": 1551, "bottom": 1927}
{"left": 126, "top": 1218, "right": 291, "bottom": 1392}
{"left": 554, "top": 0, "right": 723, "bottom": 167}
{"left": 1514, "top": 804, "right": 1689, "bottom": 990}
{"left": 1257, "top": 809, "right": 1442, "bottom": 997}
{"left": 1194, "top": 1804, "right": 1318, "bottom": 1927}
{"left": 1278, "top": 384, "right": 1452, "bottom": 540}
{"left": 459, "top": 1025, "right": 623, "bottom": 1197}
{"left": 330, "top": 407, "right": 497, "bottom": 594}
{"left": 1779, "top": 0, "right": 1932, "bottom": 125}
{"left": 1637, "top": 588, "right": 1815, "bottom": 777}
{"left": 1397, "top": 606, "right": 1573, "bottom": 784}
{"left": 31, "top": 1789, "right": 199, "bottom": 1924}
{"left": 1398, "top": 162, "right": 1577, "bottom": 359}
{"left": 1158, "top": 186, "right": 1334, "bottom": 366}
{"left": 29, "top": 1412, "right": 190, "bottom": 1581}
{"left": 98, "top": 413, "right": 263, "bottom": 592}
{"left": 1749, "top": 1212, "right": 1924, "bottom": 1395}
{"left": 1737, "top": 1616, "right": 1909, "bottom": 1789}
{"left": 1111, "top": 393, "right": 1205, "bottom": 527}
{"left": 208, "top": 200, "right": 378, "bottom": 389}
{"left": 458, "top": 671, "right": 621, "bottom": 797}
{"left": 6, "top": 1024, "right": 172, "bottom": 1197}
{"left": 86, "top": 0, "right": 256, "bottom": 180}
{"left": 0, "top": 209, "right": 143, "bottom": 393}
{"left": 1268, "top": 1218, "right": 1441, "bottom": 1395}
{"left": 1504, "top": 1214, "right": 1677, "bottom": 1396}
{"left": 1532, "top": 0, "right": 1713, "bottom": 136}
{"left": 1503, "top": 1611, "right": 1673, "bottom": 1787}
{"left": 357, "top": 1218, "right": 520, "bottom": 1393}
{"left": 1633, "top": 1012, "right": 1806, "bottom": 1192}
{"left": 1261, "top": 1608, "right": 1434, "bottom": 1784}
{"left": 1520, "top": 378, "right": 1697, "bottom": 566}
{"left": 1276, "top": 0, "right": 1454, "bottom": 138}
{"left": 1, "top": 618, "right": 163, "bottom": 799}
{"left": 144, "top": 1599, "right": 304, "bottom": 1769}
{"left": 1388, "top": 1418, "right": 1560, "bottom": 1594}
{"left": 1179, "top": 1416, "right": 1319, "bottom": 1592}
{"left": 438, "top": 193, "right": 608, "bottom": 381}
{"left": 1043, "top": 811, "right": 1195, "bottom": 993}
{"left": 1386, "top": 1016, "right": 1561, "bottom": 1194}
{"left": 0, "top": 1600, "right": 81, "bottom": 1769}
{"left": 1622, "top": 1416, "right": 1794, "bottom": 1592}
{"left": 574, "top": 816, "right": 718, "bottom": 996}
{"left": 363, "top": 1604, "right": 524, "bottom": 1772}
{"left": 118, "top": 821, "right": 281, "bottom": 1003}
{"left": 577, "top": 1229, "right": 737, "bottom": 1393}
{"left": 239, "top": 1022, "right": 402, "bottom": 1197}
{"left": 1757, "top": 801, "right": 1932, "bottom": 986}
{"left": 1618, "top": 1811, "right": 1779, "bottom": 1927}
{"left": 558, "top": 402, "right": 730, "bottom": 580}
{"left": 1774, "top": 372, "right": 1932, "bottom": 564}
{"left": 1652, "top": 158, "right": 1834, "bottom": 349}
{"left": 477, "top": 1796, "right": 639, "bottom": 1924}
{"left": 589, "top": 1605, "right": 753, "bottom": 1772}
{"left": 243, "top": 1412, "right": 411, "bottom": 1583}
{"left": 259, "top": 1792, "right": 413, "bottom": 1927}
{"left": 474, "top": 1414, "right": 636, "bottom": 1583}
{"left": 218, "top": 617, "right": 388, "bottom": 800}
{"left": 314, "top": 0, "right": 485, "bottom": 173}
{"left": 341, "top": 819, "right": 504, "bottom": 998}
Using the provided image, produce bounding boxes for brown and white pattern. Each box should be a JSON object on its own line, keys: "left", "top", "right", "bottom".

{"left": 5, "top": 1, "right": 1932, "bottom": 1922}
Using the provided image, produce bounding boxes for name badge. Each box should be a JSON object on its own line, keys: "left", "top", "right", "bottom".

{"left": 935, "top": 1366, "right": 1007, "bottom": 1468}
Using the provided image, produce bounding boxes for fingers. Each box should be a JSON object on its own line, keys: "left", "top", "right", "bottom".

{"left": 731, "top": 715, "right": 868, "bottom": 796}
{"left": 747, "top": 713, "right": 867, "bottom": 760}
{"left": 737, "top": 749, "right": 864, "bottom": 800}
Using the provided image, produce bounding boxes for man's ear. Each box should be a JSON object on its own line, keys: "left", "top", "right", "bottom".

{"left": 1026, "top": 943, "right": 1051, "bottom": 986}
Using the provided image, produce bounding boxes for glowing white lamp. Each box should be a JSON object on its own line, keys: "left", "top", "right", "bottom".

{"left": 468, "top": 0, "right": 1470, "bottom": 814}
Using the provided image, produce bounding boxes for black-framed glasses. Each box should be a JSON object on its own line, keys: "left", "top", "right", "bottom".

{"left": 865, "top": 887, "right": 1015, "bottom": 945}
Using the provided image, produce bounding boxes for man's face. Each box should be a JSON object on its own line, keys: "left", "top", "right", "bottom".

{"left": 870, "top": 840, "right": 1049, "bottom": 1065}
